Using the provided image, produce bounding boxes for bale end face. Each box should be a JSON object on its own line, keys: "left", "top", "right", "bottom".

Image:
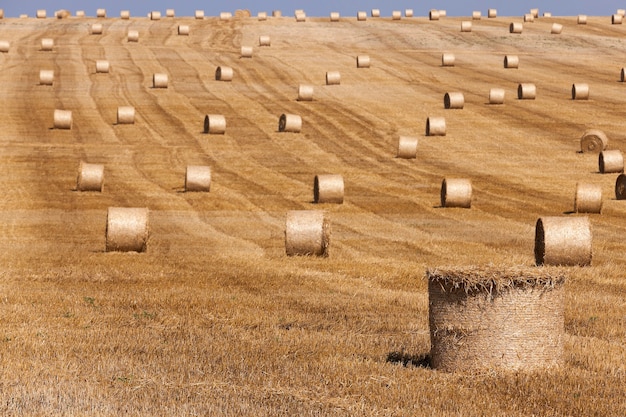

{"left": 534, "top": 217, "right": 592, "bottom": 266}
{"left": 105, "top": 207, "right": 149, "bottom": 253}
{"left": 580, "top": 129, "right": 608, "bottom": 153}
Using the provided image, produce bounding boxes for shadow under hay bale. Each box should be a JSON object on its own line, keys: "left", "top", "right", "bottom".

{"left": 580, "top": 129, "right": 608, "bottom": 153}
{"left": 314, "top": 174, "right": 344, "bottom": 204}
{"left": 574, "top": 183, "right": 602, "bottom": 213}
{"left": 534, "top": 216, "right": 592, "bottom": 266}
{"left": 285, "top": 210, "right": 330, "bottom": 257}
{"left": 599, "top": 150, "right": 624, "bottom": 174}
{"left": 76, "top": 161, "right": 104, "bottom": 192}
{"left": 106, "top": 207, "right": 149, "bottom": 253}
{"left": 386, "top": 351, "right": 430, "bottom": 368}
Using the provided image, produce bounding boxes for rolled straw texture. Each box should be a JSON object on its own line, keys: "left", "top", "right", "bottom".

{"left": 285, "top": 210, "right": 330, "bottom": 257}
{"left": 215, "top": 66, "right": 233, "bottom": 81}
{"left": 615, "top": 174, "right": 626, "bottom": 200}
{"left": 439, "top": 10, "right": 447, "bottom": 17}
{"left": 472, "top": 11, "right": 481, "bottom": 20}
{"left": 76, "top": 161, "right": 104, "bottom": 192}
{"left": 95, "top": 60, "right": 110, "bottom": 73}
{"left": 120, "top": 10, "right": 130, "bottom": 19}
{"left": 444, "top": 92, "right": 464, "bottom": 109}
{"left": 356, "top": 55, "right": 370, "bottom": 68}
{"left": 326, "top": 71, "right": 341, "bottom": 85}
{"left": 279, "top": 114, "right": 302, "bottom": 133}
{"left": 241, "top": 46, "right": 253, "bottom": 58}
{"left": 613, "top": 14, "right": 623, "bottom": 24}
{"left": 397, "top": 136, "right": 418, "bottom": 159}
{"left": 330, "top": 12, "right": 340, "bottom": 21}
{"left": 426, "top": 117, "right": 446, "bottom": 136}
{"left": 259, "top": 35, "right": 271, "bottom": 46}
{"left": 185, "top": 165, "right": 211, "bottom": 192}
{"left": 551, "top": 23, "right": 563, "bottom": 34}
{"left": 150, "top": 11, "right": 161, "bottom": 20}
{"left": 489, "top": 88, "right": 505, "bottom": 104}
{"left": 297, "top": 84, "right": 314, "bottom": 101}
{"left": 91, "top": 23, "right": 103, "bottom": 35}
{"left": 371, "top": 9, "right": 380, "bottom": 18}
{"left": 392, "top": 11, "right": 401, "bottom": 20}
{"left": 405, "top": 9, "right": 414, "bottom": 17}
{"left": 177, "top": 25, "right": 189, "bottom": 35}
{"left": 578, "top": 15, "right": 587, "bottom": 24}
{"left": 510, "top": 22, "right": 523, "bottom": 33}
{"left": 524, "top": 14, "right": 534, "bottom": 22}
{"left": 96, "top": 8, "right": 106, "bottom": 18}
{"left": 272, "top": 10, "right": 282, "bottom": 17}
{"left": 54, "top": 109, "right": 72, "bottom": 129}
{"left": 428, "top": 266, "right": 565, "bottom": 373}
{"left": 41, "top": 38, "right": 54, "bottom": 51}
{"left": 357, "top": 11, "right": 367, "bottom": 21}
{"left": 314, "top": 174, "right": 344, "bottom": 204}
{"left": 441, "top": 53, "right": 455, "bottom": 67}
{"left": 599, "top": 150, "right": 624, "bottom": 174}
{"left": 258, "top": 11, "right": 267, "bottom": 20}
{"left": 117, "top": 106, "right": 135, "bottom": 124}
{"left": 295, "top": 12, "right": 306, "bottom": 22}
{"left": 127, "top": 30, "right": 139, "bottom": 42}
{"left": 517, "top": 83, "right": 536, "bottom": 100}
{"left": 619, "top": 9, "right": 626, "bottom": 16}
{"left": 203, "top": 114, "right": 226, "bottom": 134}
{"left": 504, "top": 55, "right": 519, "bottom": 68}
{"left": 195, "top": 10, "right": 204, "bottom": 19}
{"left": 166, "top": 9, "right": 175, "bottom": 17}
{"left": 461, "top": 21, "right": 472, "bottom": 32}
{"left": 220, "top": 12, "right": 232, "bottom": 20}
{"left": 36, "top": 10, "right": 46, "bottom": 18}
{"left": 572, "top": 83, "right": 589, "bottom": 100}
{"left": 39, "top": 69, "right": 54, "bottom": 85}
{"left": 543, "top": 12, "right": 553, "bottom": 17}
{"left": 441, "top": 178, "right": 472, "bottom": 208}
{"left": 429, "top": 10, "right": 440, "bottom": 20}
{"left": 534, "top": 216, "right": 592, "bottom": 266}
{"left": 574, "top": 183, "right": 602, "bottom": 214}
{"left": 153, "top": 73, "right": 168, "bottom": 88}
{"left": 530, "top": 8, "right": 539, "bottom": 17}
{"left": 106, "top": 207, "right": 149, "bottom": 253}
{"left": 0, "top": 40, "right": 9, "bottom": 53}
{"left": 580, "top": 129, "right": 608, "bottom": 153}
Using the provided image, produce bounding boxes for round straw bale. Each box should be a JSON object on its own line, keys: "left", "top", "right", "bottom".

{"left": 95, "top": 60, "right": 110, "bottom": 73}
{"left": 572, "top": 83, "right": 589, "bottom": 100}
{"left": 150, "top": 11, "right": 161, "bottom": 20}
{"left": 441, "top": 53, "right": 455, "bottom": 67}
{"left": 0, "top": 41, "right": 9, "bottom": 53}
{"left": 535, "top": 216, "right": 592, "bottom": 266}
{"left": 195, "top": 10, "right": 204, "bottom": 19}
{"left": 599, "top": 150, "right": 624, "bottom": 174}
{"left": 127, "top": 30, "right": 139, "bottom": 42}
{"left": 371, "top": 9, "right": 380, "bottom": 18}
{"left": 517, "top": 83, "right": 536, "bottom": 100}
{"left": 117, "top": 106, "right": 135, "bottom": 125}
{"left": 295, "top": 12, "right": 306, "bottom": 22}
{"left": 441, "top": 178, "right": 472, "bottom": 208}
{"left": 461, "top": 21, "right": 472, "bottom": 32}
{"left": 615, "top": 174, "right": 626, "bottom": 200}
{"left": 91, "top": 23, "right": 103, "bottom": 35}
{"left": 489, "top": 88, "right": 505, "bottom": 104}
{"left": 241, "top": 46, "right": 253, "bottom": 58}
{"left": 0, "top": 9, "right": 4, "bottom": 18}
{"left": 397, "top": 136, "right": 418, "bottom": 159}
{"left": 153, "top": 73, "right": 168, "bottom": 88}
{"left": 619, "top": 9, "right": 626, "bottom": 16}
{"left": 326, "top": 71, "right": 341, "bottom": 85}
{"left": 314, "top": 174, "right": 344, "bottom": 204}
{"left": 509, "top": 22, "right": 523, "bottom": 33}
{"left": 297, "top": 84, "right": 314, "bottom": 101}
{"left": 178, "top": 25, "right": 189, "bottom": 36}
{"left": 488, "top": 9, "right": 497, "bottom": 18}
{"left": 279, "top": 114, "right": 302, "bottom": 133}
{"left": 96, "top": 8, "right": 106, "bottom": 18}
{"left": 36, "top": 9, "right": 46, "bottom": 19}
{"left": 330, "top": 12, "right": 340, "bottom": 22}
{"left": 551, "top": 23, "right": 563, "bottom": 34}
{"left": 285, "top": 210, "right": 330, "bottom": 257}
{"left": 574, "top": 183, "right": 602, "bottom": 214}
{"left": 444, "top": 92, "right": 465, "bottom": 109}
{"left": 405, "top": 9, "right": 414, "bottom": 18}
{"left": 220, "top": 12, "right": 232, "bottom": 20}
{"left": 166, "top": 9, "right": 175, "bottom": 17}
{"left": 203, "top": 114, "right": 226, "bottom": 134}
{"left": 472, "top": 11, "right": 481, "bottom": 20}
{"left": 185, "top": 165, "right": 211, "bottom": 192}
{"left": 530, "top": 8, "right": 539, "bottom": 17}
{"left": 578, "top": 15, "right": 587, "bottom": 24}
{"left": 524, "top": 13, "right": 534, "bottom": 22}
{"left": 621, "top": 68, "right": 626, "bottom": 82}
{"left": 429, "top": 10, "right": 440, "bottom": 20}
{"left": 258, "top": 11, "right": 267, "bottom": 20}
{"left": 612, "top": 14, "right": 623, "bottom": 24}
{"left": 19, "top": 14, "right": 27, "bottom": 18}
{"left": 580, "top": 129, "right": 608, "bottom": 153}
{"left": 439, "top": 10, "right": 447, "bottom": 17}
{"left": 106, "top": 207, "right": 149, "bottom": 253}
{"left": 53, "top": 109, "right": 72, "bottom": 129}
{"left": 504, "top": 55, "right": 519, "bottom": 68}
{"left": 428, "top": 266, "right": 565, "bottom": 373}
{"left": 56, "top": 9, "right": 70, "bottom": 19}
{"left": 544, "top": 12, "right": 552, "bottom": 17}
{"left": 426, "top": 117, "right": 446, "bottom": 136}
{"left": 392, "top": 11, "right": 401, "bottom": 20}
{"left": 356, "top": 55, "right": 370, "bottom": 68}
{"left": 357, "top": 11, "right": 367, "bottom": 21}
{"left": 39, "top": 69, "right": 54, "bottom": 85}
{"left": 76, "top": 161, "right": 104, "bottom": 192}
{"left": 75, "top": 10, "right": 84, "bottom": 17}
{"left": 41, "top": 38, "right": 54, "bottom": 51}
{"left": 215, "top": 66, "right": 233, "bottom": 81}
{"left": 120, "top": 10, "right": 130, "bottom": 19}
{"left": 259, "top": 35, "right": 271, "bottom": 46}
{"left": 272, "top": 10, "right": 282, "bottom": 17}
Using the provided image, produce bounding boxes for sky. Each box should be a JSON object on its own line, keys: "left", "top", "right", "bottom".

{"left": 2, "top": 1, "right": 626, "bottom": 18}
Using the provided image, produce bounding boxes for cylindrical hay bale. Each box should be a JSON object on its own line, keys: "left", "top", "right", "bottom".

{"left": 0, "top": 9, "right": 4, "bottom": 19}
{"left": 599, "top": 150, "right": 624, "bottom": 174}
{"left": 488, "top": 8, "right": 497, "bottom": 18}
{"left": 580, "top": 129, "right": 608, "bottom": 153}
{"left": 504, "top": 55, "right": 519, "bottom": 68}
{"left": 241, "top": 46, "right": 253, "bottom": 58}
{"left": 127, "top": 30, "right": 139, "bottom": 42}
{"left": 272, "top": 10, "right": 282, "bottom": 17}
{"left": 575, "top": 183, "right": 602, "bottom": 214}
{"left": 371, "top": 9, "right": 380, "bottom": 18}
{"left": 36, "top": 9, "right": 46, "bottom": 18}
{"left": 150, "top": 11, "right": 161, "bottom": 20}
{"left": 509, "top": 22, "right": 523, "bottom": 33}
{"left": 517, "top": 83, "right": 536, "bottom": 100}
{"left": 535, "top": 217, "right": 592, "bottom": 266}
{"left": 120, "top": 10, "right": 130, "bottom": 19}
{"left": 429, "top": 10, "right": 440, "bottom": 21}
{"left": 330, "top": 12, "right": 340, "bottom": 22}
{"left": 152, "top": 73, "right": 168, "bottom": 88}
{"left": 258, "top": 11, "right": 267, "bottom": 21}
{"left": 295, "top": 12, "right": 306, "bottom": 22}
{"left": 405, "top": 9, "right": 414, "bottom": 18}
{"left": 195, "top": 10, "right": 204, "bottom": 19}
{"left": 297, "top": 84, "right": 314, "bottom": 101}
{"left": 441, "top": 178, "right": 472, "bottom": 208}
{"left": 259, "top": 35, "right": 271, "bottom": 46}
{"left": 622, "top": 68, "right": 626, "bottom": 82}
{"left": 356, "top": 55, "right": 370, "bottom": 68}
{"left": 441, "top": 53, "right": 455, "bottom": 67}
{"left": 166, "top": 9, "right": 175, "bottom": 17}
{"left": 461, "top": 21, "right": 472, "bottom": 32}
{"left": 285, "top": 210, "right": 330, "bottom": 257}
{"left": 426, "top": 117, "right": 446, "bottom": 136}
{"left": 397, "top": 136, "right": 418, "bottom": 159}
{"left": 439, "top": 10, "right": 447, "bottom": 17}
{"left": 215, "top": 66, "right": 233, "bottom": 81}
{"left": 0, "top": 41, "right": 9, "bottom": 53}
{"left": 95, "top": 60, "right": 110, "bottom": 73}
{"left": 444, "top": 92, "right": 465, "bottom": 109}
{"left": 357, "top": 11, "right": 367, "bottom": 21}
{"left": 41, "top": 38, "right": 54, "bottom": 51}
{"left": 203, "top": 114, "right": 226, "bottom": 134}
{"left": 428, "top": 266, "right": 565, "bottom": 372}
{"left": 326, "top": 71, "right": 341, "bottom": 85}
{"left": 91, "top": 23, "right": 103, "bottom": 35}
{"left": 619, "top": 9, "right": 626, "bottom": 16}
{"left": 489, "top": 88, "right": 505, "bottom": 105}
{"left": 39, "top": 69, "right": 54, "bottom": 85}
{"left": 220, "top": 12, "right": 232, "bottom": 20}
{"left": 96, "top": 8, "right": 106, "bottom": 18}
{"left": 530, "top": 8, "right": 539, "bottom": 17}
{"left": 106, "top": 207, "right": 149, "bottom": 253}
{"left": 54, "top": 109, "right": 72, "bottom": 129}
{"left": 392, "top": 11, "right": 401, "bottom": 20}
{"left": 544, "top": 12, "right": 552, "bottom": 17}
{"left": 178, "top": 25, "right": 189, "bottom": 36}
{"left": 76, "top": 10, "right": 85, "bottom": 17}
{"left": 314, "top": 174, "right": 344, "bottom": 204}
{"left": 578, "top": 15, "right": 587, "bottom": 24}
{"left": 612, "top": 14, "right": 623, "bottom": 24}
{"left": 524, "top": 13, "right": 534, "bottom": 23}
{"left": 615, "top": 174, "right": 626, "bottom": 200}
{"left": 572, "top": 83, "right": 589, "bottom": 100}
{"left": 117, "top": 106, "right": 135, "bottom": 124}
{"left": 551, "top": 23, "right": 563, "bottom": 34}
{"left": 185, "top": 165, "right": 211, "bottom": 192}
{"left": 279, "top": 114, "right": 302, "bottom": 133}
{"left": 77, "top": 161, "right": 104, "bottom": 192}
{"left": 472, "top": 11, "right": 481, "bottom": 20}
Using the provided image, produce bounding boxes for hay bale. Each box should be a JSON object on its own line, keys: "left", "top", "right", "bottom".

{"left": 551, "top": 23, "right": 563, "bottom": 34}
{"left": 428, "top": 266, "right": 565, "bottom": 373}
{"left": 150, "top": 11, "right": 161, "bottom": 20}
{"left": 472, "top": 11, "right": 481, "bottom": 20}
{"left": 241, "top": 46, "right": 253, "bottom": 58}
{"left": 120, "top": 10, "right": 130, "bottom": 19}
{"left": 509, "top": 22, "right": 523, "bottom": 33}
{"left": 439, "top": 10, "right": 447, "bottom": 17}
{"left": 444, "top": 92, "right": 465, "bottom": 109}
{"left": 517, "top": 83, "right": 536, "bottom": 100}
{"left": 0, "top": 41, "right": 8, "bottom": 53}
{"left": 330, "top": 12, "right": 340, "bottom": 22}
{"left": 572, "top": 83, "right": 589, "bottom": 100}
{"left": 397, "top": 136, "right": 418, "bottom": 159}
{"left": 426, "top": 117, "right": 446, "bottom": 136}
{"left": 504, "top": 55, "right": 519, "bottom": 68}
{"left": 153, "top": 73, "right": 168, "bottom": 88}
{"left": 185, "top": 165, "right": 211, "bottom": 192}
{"left": 488, "top": 9, "right": 497, "bottom": 18}
{"left": 544, "top": 12, "right": 553, "bottom": 17}
{"left": 106, "top": 207, "right": 149, "bottom": 253}
{"left": 195, "top": 10, "right": 204, "bottom": 19}
{"left": 259, "top": 35, "right": 271, "bottom": 46}
{"left": 297, "top": 84, "right": 314, "bottom": 101}
{"left": 357, "top": 11, "right": 367, "bottom": 21}
{"left": 326, "top": 71, "right": 341, "bottom": 85}
{"left": 95, "top": 60, "right": 110, "bottom": 73}
{"left": 489, "top": 88, "right": 505, "bottom": 104}
{"left": 41, "top": 38, "right": 54, "bottom": 51}
{"left": 220, "top": 12, "right": 232, "bottom": 20}
{"left": 76, "top": 161, "right": 104, "bottom": 192}
{"left": 405, "top": 9, "right": 414, "bottom": 18}
{"left": 612, "top": 14, "right": 623, "bottom": 24}
{"left": 580, "top": 129, "right": 608, "bottom": 153}
{"left": 75, "top": 10, "right": 85, "bottom": 17}
{"left": 91, "top": 23, "right": 103, "bottom": 35}
{"left": 285, "top": 210, "right": 330, "bottom": 257}
{"left": 356, "top": 55, "right": 370, "bottom": 68}
{"left": 524, "top": 13, "right": 534, "bottom": 22}
{"left": 441, "top": 178, "right": 472, "bottom": 208}
{"left": 36, "top": 9, "right": 47, "bottom": 19}
{"left": 279, "top": 114, "right": 302, "bottom": 133}
{"left": 615, "top": 174, "right": 626, "bottom": 200}
{"left": 621, "top": 68, "right": 626, "bottom": 82}
{"left": 371, "top": 9, "right": 380, "bottom": 18}
{"left": 258, "top": 11, "right": 267, "bottom": 20}
{"left": 578, "top": 15, "right": 587, "bottom": 24}
{"left": 575, "top": 183, "right": 602, "bottom": 214}
{"left": 166, "top": 9, "right": 175, "bottom": 17}
{"left": 599, "top": 150, "right": 624, "bottom": 174}
{"left": 392, "top": 11, "right": 401, "bottom": 20}
{"left": 234, "top": 9, "right": 250, "bottom": 18}
{"left": 619, "top": 9, "right": 626, "bottom": 16}
{"left": 127, "top": 30, "right": 139, "bottom": 42}
{"left": 272, "top": 10, "right": 282, "bottom": 17}
{"left": 53, "top": 109, "right": 72, "bottom": 129}
{"left": 535, "top": 216, "right": 592, "bottom": 266}
{"left": 117, "top": 106, "right": 135, "bottom": 125}
{"left": 295, "top": 11, "right": 306, "bottom": 22}
{"left": 215, "top": 66, "right": 233, "bottom": 81}
{"left": 39, "top": 69, "right": 54, "bottom": 85}
{"left": 203, "top": 114, "right": 226, "bottom": 134}
{"left": 429, "top": 10, "right": 440, "bottom": 20}
{"left": 55, "top": 10, "right": 70, "bottom": 18}
{"left": 96, "top": 8, "right": 106, "bottom": 18}
{"left": 461, "top": 21, "right": 472, "bottom": 32}
{"left": 530, "top": 8, "right": 539, "bottom": 17}
{"left": 314, "top": 174, "right": 344, "bottom": 204}
{"left": 178, "top": 25, "right": 189, "bottom": 36}
{"left": 441, "top": 53, "right": 455, "bottom": 67}
{"left": 0, "top": 9, "right": 4, "bottom": 19}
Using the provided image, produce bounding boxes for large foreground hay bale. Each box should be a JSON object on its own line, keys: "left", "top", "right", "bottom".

{"left": 117, "top": 106, "right": 135, "bottom": 124}
{"left": 599, "top": 150, "right": 624, "bottom": 174}
{"left": 326, "top": 71, "right": 341, "bottom": 85}
{"left": 215, "top": 66, "right": 233, "bottom": 81}
{"left": 297, "top": 84, "right": 314, "bottom": 101}
{"left": 534, "top": 216, "right": 592, "bottom": 266}
{"left": 54, "top": 109, "right": 72, "bottom": 129}
{"left": 444, "top": 92, "right": 464, "bottom": 109}
{"left": 314, "top": 174, "right": 344, "bottom": 204}
{"left": 106, "top": 207, "right": 149, "bottom": 253}
{"left": 441, "top": 178, "right": 472, "bottom": 208}
{"left": 153, "top": 73, "right": 168, "bottom": 88}
{"left": 76, "top": 161, "right": 104, "bottom": 192}
{"left": 574, "top": 183, "right": 602, "bottom": 214}
{"left": 39, "top": 69, "right": 54, "bottom": 85}
{"left": 285, "top": 210, "right": 330, "bottom": 257}
{"left": 517, "top": 83, "right": 536, "bottom": 99}
{"left": 397, "top": 136, "right": 418, "bottom": 159}
{"left": 426, "top": 117, "right": 446, "bottom": 136}
{"left": 95, "top": 60, "right": 110, "bottom": 73}
{"left": 580, "top": 129, "right": 608, "bottom": 153}
{"left": 428, "top": 266, "right": 565, "bottom": 373}
{"left": 279, "top": 114, "right": 302, "bottom": 133}
{"left": 185, "top": 165, "right": 211, "bottom": 192}
{"left": 489, "top": 88, "right": 505, "bottom": 104}
{"left": 441, "top": 53, "right": 455, "bottom": 67}
{"left": 616, "top": 174, "right": 626, "bottom": 200}
{"left": 203, "top": 114, "right": 226, "bottom": 134}
{"left": 572, "top": 83, "right": 589, "bottom": 100}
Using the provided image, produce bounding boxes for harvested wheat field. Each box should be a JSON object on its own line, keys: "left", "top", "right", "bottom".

{"left": 1, "top": 9, "right": 626, "bottom": 416}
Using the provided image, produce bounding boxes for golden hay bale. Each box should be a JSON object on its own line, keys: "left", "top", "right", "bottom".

{"left": 524, "top": 13, "right": 534, "bottom": 22}
{"left": 195, "top": 10, "right": 204, "bottom": 19}
{"left": 612, "top": 14, "right": 623, "bottom": 24}
{"left": 279, "top": 114, "right": 302, "bottom": 133}
{"left": 504, "top": 55, "right": 519, "bottom": 68}
{"left": 215, "top": 66, "right": 233, "bottom": 81}
{"left": 356, "top": 55, "right": 370, "bottom": 68}
{"left": 234, "top": 9, "right": 250, "bottom": 18}
{"left": 41, "top": 38, "right": 54, "bottom": 51}
{"left": 444, "top": 92, "right": 465, "bottom": 109}
{"left": 153, "top": 73, "right": 168, "bottom": 88}
{"left": 326, "top": 71, "right": 341, "bottom": 85}
{"left": 76, "top": 161, "right": 104, "bottom": 192}
{"left": 297, "top": 84, "right": 314, "bottom": 101}
{"left": 272, "top": 10, "right": 282, "bottom": 17}
{"left": 397, "top": 136, "right": 418, "bottom": 159}
{"left": 166, "top": 9, "right": 175, "bottom": 17}
{"left": 517, "top": 83, "right": 536, "bottom": 99}
{"left": 258, "top": 11, "right": 267, "bottom": 21}
{"left": 203, "top": 114, "right": 226, "bottom": 134}
{"left": 392, "top": 11, "right": 401, "bottom": 20}
{"left": 0, "top": 9, "right": 4, "bottom": 19}
{"left": 615, "top": 174, "right": 626, "bottom": 200}
{"left": 0, "top": 41, "right": 9, "bottom": 53}
{"left": 220, "top": 12, "right": 232, "bottom": 20}
{"left": 599, "top": 150, "right": 624, "bottom": 174}
{"left": 551, "top": 23, "right": 563, "bottom": 34}
{"left": 295, "top": 11, "right": 306, "bottom": 22}
{"left": 428, "top": 266, "right": 565, "bottom": 373}
{"left": 241, "top": 46, "right": 253, "bottom": 58}
{"left": 488, "top": 9, "right": 497, "bottom": 18}
{"left": 36, "top": 9, "right": 47, "bottom": 18}
{"left": 580, "top": 129, "right": 608, "bottom": 153}
{"left": 95, "top": 60, "right": 110, "bottom": 73}
{"left": 621, "top": 68, "right": 626, "bottom": 82}
{"left": 185, "top": 165, "right": 211, "bottom": 192}
{"left": 96, "top": 8, "right": 106, "bottom": 18}
{"left": 426, "top": 117, "right": 446, "bottom": 136}
{"left": 489, "top": 88, "right": 505, "bottom": 104}
{"left": 39, "top": 69, "right": 54, "bottom": 85}
{"left": 509, "top": 22, "right": 523, "bottom": 33}
{"left": 405, "top": 9, "right": 414, "bottom": 17}
{"left": 472, "top": 11, "right": 481, "bottom": 20}
{"left": 574, "top": 183, "right": 602, "bottom": 214}
{"left": 544, "top": 12, "right": 553, "bottom": 17}
{"left": 572, "top": 83, "right": 589, "bottom": 100}
{"left": 440, "top": 178, "right": 472, "bottom": 208}
{"left": 330, "top": 12, "right": 340, "bottom": 22}
{"left": 75, "top": 10, "right": 85, "bottom": 17}
{"left": 120, "top": 10, "right": 130, "bottom": 19}
{"left": 117, "top": 106, "right": 135, "bottom": 124}
{"left": 19, "top": 14, "right": 27, "bottom": 18}
{"left": 314, "top": 174, "right": 344, "bottom": 204}
{"left": 91, "top": 23, "right": 103, "bottom": 35}
{"left": 357, "top": 11, "right": 367, "bottom": 21}
{"left": 106, "top": 207, "right": 149, "bottom": 253}
{"left": 127, "top": 30, "right": 139, "bottom": 42}
{"left": 461, "top": 21, "right": 472, "bottom": 32}
{"left": 429, "top": 10, "right": 440, "bottom": 20}
{"left": 530, "top": 8, "right": 539, "bottom": 17}
{"left": 259, "top": 35, "right": 271, "bottom": 46}
{"left": 54, "top": 10, "right": 70, "bottom": 19}
{"left": 534, "top": 216, "right": 592, "bottom": 266}
{"left": 150, "top": 11, "right": 161, "bottom": 20}
{"left": 578, "top": 15, "right": 587, "bottom": 24}
{"left": 371, "top": 9, "right": 381, "bottom": 17}
{"left": 285, "top": 210, "right": 330, "bottom": 257}
{"left": 178, "top": 25, "right": 189, "bottom": 36}
{"left": 53, "top": 109, "right": 72, "bottom": 129}
{"left": 439, "top": 10, "right": 447, "bottom": 17}
{"left": 441, "top": 53, "right": 455, "bottom": 67}
{"left": 619, "top": 9, "right": 626, "bottom": 16}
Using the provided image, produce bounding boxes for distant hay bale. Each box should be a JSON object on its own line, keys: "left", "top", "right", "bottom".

{"left": 120, "top": 10, "right": 130, "bottom": 19}
{"left": 392, "top": 11, "right": 401, "bottom": 20}
{"left": 241, "top": 46, "right": 253, "bottom": 58}
{"left": 185, "top": 165, "right": 211, "bottom": 192}
{"left": 621, "top": 68, "right": 626, "bottom": 82}
{"left": 258, "top": 11, "right": 267, "bottom": 21}
{"left": 166, "top": 9, "right": 175, "bottom": 17}
{"left": 76, "top": 161, "right": 104, "bottom": 192}
{"left": 96, "top": 8, "right": 106, "bottom": 18}
{"left": 272, "top": 10, "right": 282, "bottom": 17}
{"left": 428, "top": 266, "right": 565, "bottom": 373}
{"left": 472, "top": 11, "right": 481, "bottom": 20}
{"left": 371, "top": 9, "right": 380, "bottom": 18}
{"left": 357, "top": 11, "right": 367, "bottom": 21}
{"left": 295, "top": 11, "right": 306, "bottom": 22}
{"left": 441, "top": 53, "right": 455, "bottom": 67}
{"left": 441, "top": 178, "right": 472, "bottom": 208}
{"left": 259, "top": 35, "right": 271, "bottom": 46}
{"left": 215, "top": 66, "right": 233, "bottom": 81}
{"left": 535, "top": 216, "right": 592, "bottom": 266}
{"left": 504, "top": 55, "right": 519, "bottom": 68}
{"left": 279, "top": 114, "right": 302, "bottom": 133}
{"left": 405, "top": 9, "right": 414, "bottom": 18}
{"left": 127, "top": 30, "right": 139, "bottom": 42}
{"left": 91, "top": 23, "right": 103, "bottom": 35}
{"left": 153, "top": 73, "right": 168, "bottom": 88}
{"left": 203, "top": 114, "right": 226, "bottom": 134}
{"left": 55, "top": 10, "right": 70, "bottom": 19}
{"left": 619, "top": 9, "right": 626, "bottom": 16}
{"left": 195, "top": 10, "right": 204, "bottom": 19}
{"left": 444, "top": 92, "right": 465, "bottom": 109}
{"left": 429, "top": 10, "right": 440, "bottom": 20}
{"left": 612, "top": 14, "right": 623, "bottom": 24}
{"left": 524, "top": 13, "right": 534, "bottom": 22}
{"left": 220, "top": 12, "right": 232, "bottom": 20}
{"left": 489, "top": 88, "right": 505, "bottom": 104}
{"left": 95, "top": 60, "right": 110, "bottom": 73}
{"left": 234, "top": 9, "right": 250, "bottom": 18}
{"left": 117, "top": 106, "right": 135, "bottom": 124}
{"left": 36, "top": 9, "right": 47, "bottom": 18}
{"left": 461, "top": 21, "right": 472, "bottom": 32}
{"left": 509, "top": 22, "right": 523, "bottom": 33}
{"left": 356, "top": 55, "right": 370, "bottom": 68}
{"left": 19, "top": 14, "right": 27, "bottom": 19}
{"left": 0, "top": 41, "right": 8, "bottom": 53}
{"left": 314, "top": 174, "right": 344, "bottom": 204}
{"left": 150, "top": 11, "right": 161, "bottom": 20}
{"left": 599, "top": 150, "right": 624, "bottom": 174}
{"left": 578, "top": 15, "right": 587, "bottom": 24}
{"left": 39, "top": 69, "right": 54, "bottom": 85}
{"left": 0, "top": 9, "right": 4, "bottom": 19}
{"left": 285, "top": 210, "right": 330, "bottom": 257}
{"left": 615, "top": 174, "right": 626, "bottom": 199}
{"left": 178, "top": 25, "right": 189, "bottom": 36}
{"left": 426, "top": 117, "right": 446, "bottom": 136}
{"left": 330, "top": 12, "right": 340, "bottom": 22}
{"left": 572, "top": 83, "right": 589, "bottom": 100}
{"left": 517, "top": 83, "right": 536, "bottom": 100}
{"left": 544, "top": 12, "right": 552, "bottom": 17}
{"left": 54, "top": 109, "right": 72, "bottom": 129}
{"left": 488, "top": 9, "right": 497, "bottom": 18}
{"left": 41, "top": 38, "right": 54, "bottom": 51}
{"left": 326, "top": 71, "right": 341, "bottom": 85}
{"left": 75, "top": 10, "right": 85, "bottom": 17}
{"left": 297, "top": 84, "right": 314, "bottom": 101}
{"left": 397, "top": 136, "right": 418, "bottom": 159}
{"left": 106, "top": 207, "right": 149, "bottom": 253}
{"left": 580, "top": 129, "right": 608, "bottom": 153}
{"left": 439, "top": 10, "right": 447, "bottom": 17}
{"left": 530, "top": 8, "right": 539, "bottom": 17}
{"left": 551, "top": 23, "right": 563, "bottom": 34}
{"left": 574, "top": 183, "right": 602, "bottom": 214}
